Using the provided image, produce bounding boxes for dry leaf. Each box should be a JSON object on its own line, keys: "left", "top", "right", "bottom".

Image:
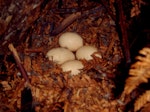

{"left": 0, "top": 81, "right": 12, "bottom": 90}
{"left": 134, "top": 90, "right": 150, "bottom": 112}
{"left": 122, "top": 47, "right": 150, "bottom": 95}
{"left": 130, "top": 0, "right": 146, "bottom": 17}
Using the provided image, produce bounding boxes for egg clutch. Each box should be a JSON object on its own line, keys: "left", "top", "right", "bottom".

{"left": 46, "top": 32, "right": 102, "bottom": 76}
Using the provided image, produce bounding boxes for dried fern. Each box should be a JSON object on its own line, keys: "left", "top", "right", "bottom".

{"left": 123, "top": 47, "right": 150, "bottom": 95}
{"left": 134, "top": 90, "right": 150, "bottom": 112}
{"left": 121, "top": 47, "right": 150, "bottom": 112}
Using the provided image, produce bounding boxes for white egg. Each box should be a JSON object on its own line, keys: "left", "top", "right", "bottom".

{"left": 61, "top": 60, "right": 84, "bottom": 75}
{"left": 59, "top": 32, "right": 83, "bottom": 51}
{"left": 46, "top": 47, "right": 75, "bottom": 64}
{"left": 76, "top": 45, "right": 102, "bottom": 60}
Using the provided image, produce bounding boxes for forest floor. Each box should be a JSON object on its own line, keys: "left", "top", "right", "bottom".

{"left": 1, "top": 0, "right": 148, "bottom": 111}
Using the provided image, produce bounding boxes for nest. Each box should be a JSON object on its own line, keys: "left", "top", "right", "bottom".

{"left": 0, "top": 0, "right": 125, "bottom": 111}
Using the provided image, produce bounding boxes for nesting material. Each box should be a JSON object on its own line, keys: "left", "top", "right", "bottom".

{"left": 0, "top": 0, "right": 124, "bottom": 111}
{"left": 76, "top": 45, "right": 102, "bottom": 60}
{"left": 59, "top": 32, "right": 83, "bottom": 51}
{"left": 46, "top": 47, "right": 75, "bottom": 64}
{"left": 61, "top": 60, "right": 84, "bottom": 75}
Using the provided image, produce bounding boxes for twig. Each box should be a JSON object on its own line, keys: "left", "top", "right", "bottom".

{"left": 51, "top": 12, "right": 81, "bottom": 36}
{"left": 116, "top": 0, "right": 131, "bottom": 64}
{"left": 51, "top": 5, "right": 105, "bottom": 36}
{"left": 105, "top": 33, "right": 116, "bottom": 57}
{"left": 8, "top": 43, "right": 30, "bottom": 83}
{"left": 25, "top": 48, "right": 43, "bottom": 53}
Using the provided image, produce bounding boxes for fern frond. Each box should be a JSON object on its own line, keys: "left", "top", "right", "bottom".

{"left": 134, "top": 90, "right": 150, "bottom": 112}
{"left": 123, "top": 47, "right": 150, "bottom": 95}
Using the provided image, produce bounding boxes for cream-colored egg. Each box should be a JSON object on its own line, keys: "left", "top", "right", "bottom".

{"left": 46, "top": 47, "right": 75, "bottom": 64}
{"left": 59, "top": 32, "right": 83, "bottom": 51}
{"left": 61, "top": 60, "right": 84, "bottom": 75}
{"left": 76, "top": 45, "right": 102, "bottom": 60}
